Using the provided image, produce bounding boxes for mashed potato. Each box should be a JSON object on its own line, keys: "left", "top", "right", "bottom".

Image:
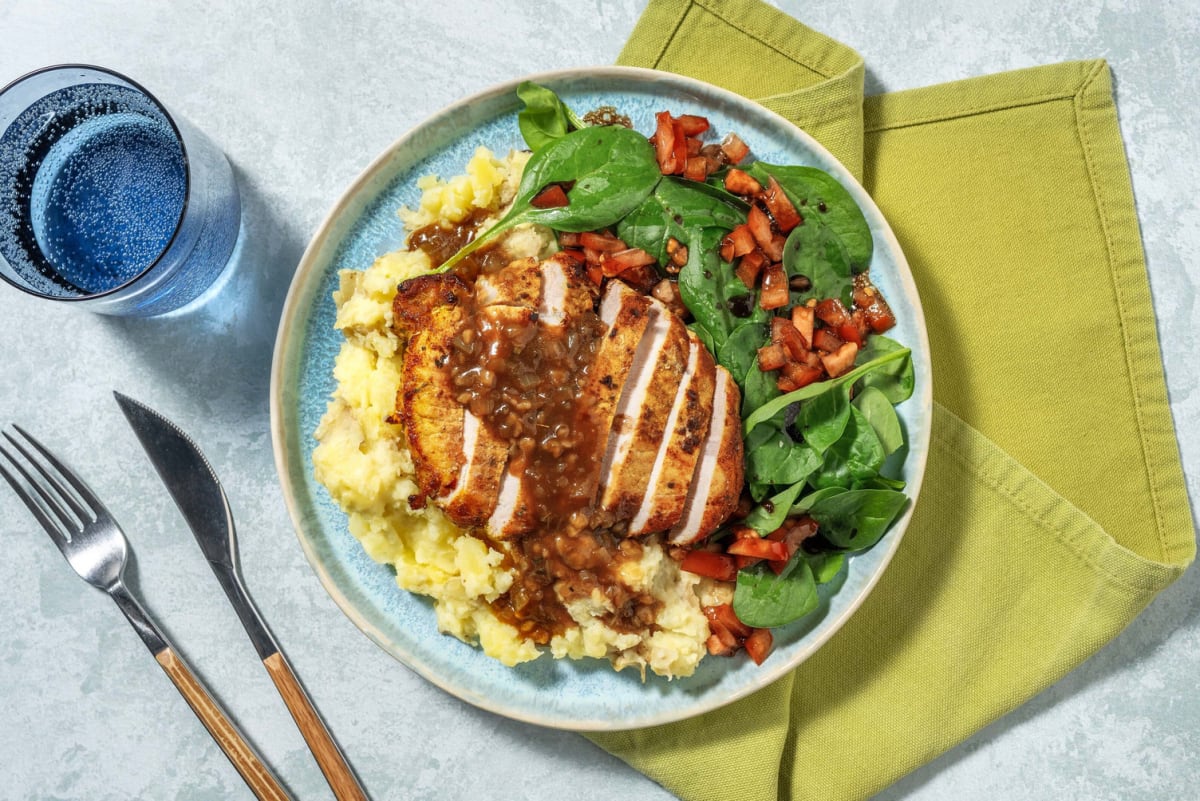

{"left": 313, "top": 147, "right": 718, "bottom": 678}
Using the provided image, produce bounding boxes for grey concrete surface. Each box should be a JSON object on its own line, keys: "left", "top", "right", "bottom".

{"left": 0, "top": 1, "right": 1196, "bottom": 799}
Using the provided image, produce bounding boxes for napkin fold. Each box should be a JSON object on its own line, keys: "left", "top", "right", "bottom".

{"left": 590, "top": 2, "right": 1197, "bottom": 799}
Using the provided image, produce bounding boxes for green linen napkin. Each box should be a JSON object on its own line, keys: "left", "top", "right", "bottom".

{"left": 590, "top": 1, "right": 1197, "bottom": 799}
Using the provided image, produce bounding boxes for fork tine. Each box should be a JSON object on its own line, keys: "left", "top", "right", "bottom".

{"left": 0, "top": 444, "right": 71, "bottom": 550}
{"left": 10, "top": 424, "right": 107, "bottom": 519}
{"left": 0, "top": 433, "right": 83, "bottom": 535}
{"left": 4, "top": 428, "right": 93, "bottom": 525}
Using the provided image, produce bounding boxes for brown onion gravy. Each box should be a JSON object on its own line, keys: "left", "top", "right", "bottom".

{"left": 409, "top": 215, "right": 662, "bottom": 645}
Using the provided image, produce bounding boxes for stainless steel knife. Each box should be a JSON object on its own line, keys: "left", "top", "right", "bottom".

{"left": 115, "top": 391, "right": 368, "bottom": 801}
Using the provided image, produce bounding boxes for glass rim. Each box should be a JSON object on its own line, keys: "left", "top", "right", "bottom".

{"left": 0, "top": 62, "right": 194, "bottom": 303}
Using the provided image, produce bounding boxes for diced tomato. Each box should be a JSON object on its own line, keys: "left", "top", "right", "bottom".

{"left": 727, "top": 537, "right": 791, "bottom": 562}
{"left": 771, "top": 316, "right": 810, "bottom": 359}
{"left": 709, "top": 618, "right": 741, "bottom": 650}
{"left": 820, "top": 341, "right": 859, "bottom": 377}
{"left": 531, "top": 184, "right": 569, "bottom": 209}
{"left": 558, "top": 231, "right": 582, "bottom": 247}
{"left": 757, "top": 343, "right": 787, "bottom": 372}
{"left": 721, "top": 133, "right": 750, "bottom": 164}
{"left": 744, "top": 628, "right": 774, "bottom": 665}
{"left": 703, "top": 603, "right": 753, "bottom": 639}
{"left": 677, "top": 114, "right": 711, "bottom": 135}
{"left": 735, "top": 255, "right": 763, "bottom": 290}
{"left": 838, "top": 322, "right": 865, "bottom": 347}
{"left": 686, "top": 137, "right": 703, "bottom": 156}
{"left": 613, "top": 263, "right": 658, "bottom": 293}
{"left": 759, "top": 263, "right": 789, "bottom": 310}
{"left": 860, "top": 294, "right": 896, "bottom": 333}
{"left": 609, "top": 247, "right": 655, "bottom": 269}
{"left": 747, "top": 205, "right": 782, "bottom": 261}
{"left": 706, "top": 633, "right": 737, "bottom": 657}
{"left": 579, "top": 231, "right": 627, "bottom": 252}
{"left": 680, "top": 550, "right": 738, "bottom": 582}
{"left": 654, "top": 111, "right": 678, "bottom": 174}
{"left": 777, "top": 375, "right": 799, "bottom": 392}
{"left": 720, "top": 225, "right": 757, "bottom": 262}
{"left": 812, "top": 327, "right": 845, "bottom": 354}
{"left": 767, "top": 516, "right": 819, "bottom": 570}
{"left": 763, "top": 176, "right": 802, "bottom": 232}
{"left": 585, "top": 262, "right": 603, "bottom": 286}
{"left": 724, "top": 168, "right": 763, "bottom": 196}
{"left": 683, "top": 156, "right": 709, "bottom": 181}
{"left": 790, "top": 304, "right": 815, "bottom": 345}
{"left": 671, "top": 119, "right": 689, "bottom": 176}
{"left": 815, "top": 297, "right": 852, "bottom": 327}
{"left": 557, "top": 247, "right": 586, "bottom": 265}
{"left": 781, "top": 360, "right": 824, "bottom": 389}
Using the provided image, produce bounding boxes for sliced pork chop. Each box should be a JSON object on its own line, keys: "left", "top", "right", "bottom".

{"left": 628, "top": 331, "right": 717, "bottom": 536}
{"left": 475, "top": 256, "right": 542, "bottom": 307}
{"left": 485, "top": 257, "right": 605, "bottom": 540}
{"left": 668, "top": 365, "right": 744, "bottom": 545}
{"left": 596, "top": 301, "right": 689, "bottom": 526}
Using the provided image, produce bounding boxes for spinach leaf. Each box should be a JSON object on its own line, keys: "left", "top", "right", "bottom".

{"left": 789, "top": 485, "right": 847, "bottom": 514}
{"left": 741, "top": 361, "right": 781, "bottom": 419}
{"left": 747, "top": 162, "right": 874, "bottom": 270}
{"left": 858, "top": 475, "right": 907, "bottom": 491}
{"left": 808, "top": 551, "right": 846, "bottom": 584}
{"left": 743, "top": 344, "right": 912, "bottom": 434}
{"left": 811, "top": 406, "right": 886, "bottom": 490}
{"left": 617, "top": 177, "right": 746, "bottom": 264}
{"left": 438, "top": 125, "right": 661, "bottom": 271}
{"left": 744, "top": 480, "right": 811, "bottom": 535}
{"left": 853, "top": 385, "right": 903, "bottom": 455}
{"left": 745, "top": 422, "right": 821, "bottom": 489}
{"left": 732, "top": 557, "right": 818, "bottom": 628}
{"left": 678, "top": 226, "right": 762, "bottom": 348}
{"left": 718, "top": 322, "right": 767, "bottom": 386}
{"left": 855, "top": 335, "right": 915, "bottom": 403}
{"left": 516, "top": 81, "right": 584, "bottom": 151}
{"left": 796, "top": 383, "right": 851, "bottom": 454}
{"left": 809, "top": 489, "right": 908, "bottom": 550}
{"left": 781, "top": 221, "right": 854, "bottom": 308}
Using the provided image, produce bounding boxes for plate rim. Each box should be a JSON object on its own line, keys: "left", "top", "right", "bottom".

{"left": 269, "top": 64, "right": 933, "bottom": 731}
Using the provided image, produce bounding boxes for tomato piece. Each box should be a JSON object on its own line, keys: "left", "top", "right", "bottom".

{"left": 613, "top": 264, "right": 658, "bottom": 293}
{"left": 680, "top": 550, "right": 738, "bottom": 582}
{"left": 723, "top": 168, "right": 763, "bottom": 196}
{"left": 531, "top": 184, "right": 569, "bottom": 209}
{"left": 671, "top": 119, "right": 689, "bottom": 176}
{"left": 744, "top": 628, "right": 774, "bottom": 665}
{"left": 704, "top": 603, "right": 753, "bottom": 639}
{"left": 757, "top": 343, "right": 787, "bottom": 372}
{"left": 727, "top": 537, "right": 791, "bottom": 562}
{"left": 585, "top": 262, "right": 603, "bottom": 286}
{"left": 579, "top": 231, "right": 627, "bottom": 252}
{"left": 557, "top": 248, "right": 586, "bottom": 265}
{"left": 654, "top": 111, "right": 677, "bottom": 174}
{"left": 720, "top": 224, "right": 757, "bottom": 263}
{"left": 706, "top": 633, "right": 737, "bottom": 657}
{"left": 747, "top": 205, "right": 782, "bottom": 262}
{"left": 820, "top": 341, "right": 859, "bottom": 377}
{"left": 790, "top": 303, "right": 815, "bottom": 345}
{"left": 686, "top": 137, "right": 703, "bottom": 156}
{"left": 721, "top": 132, "right": 750, "bottom": 164}
{"left": 815, "top": 297, "right": 851, "bottom": 327}
{"left": 759, "top": 263, "right": 789, "bottom": 310}
{"left": 781, "top": 361, "right": 824, "bottom": 389}
{"left": 838, "top": 322, "right": 865, "bottom": 347}
{"left": 812, "top": 327, "right": 845, "bottom": 353}
{"left": 776, "top": 375, "right": 798, "bottom": 392}
{"left": 677, "top": 114, "right": 710, "bottom": 135}
{"left": 771, "top": 316, "right": 810, "bottom": 359}
{"left": 557, "top": 231, "right": 582, "bottom": 247}
{"left": 861, "top": 295, "right": 896, "bottom": 333}
{"left": 683, "top": 156, "right": 709, "bottom": 181}
{"left": 762, "top": 176, "right": 802, "bottom": 232}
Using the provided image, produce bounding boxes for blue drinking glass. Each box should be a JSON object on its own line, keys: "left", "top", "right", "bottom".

{"left": 0, "top": 65, "right": 240, "bottom": 316}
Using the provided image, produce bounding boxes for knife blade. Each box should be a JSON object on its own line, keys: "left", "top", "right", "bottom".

{"left": 115, "top": 391, "right": 369, "bottom": 801}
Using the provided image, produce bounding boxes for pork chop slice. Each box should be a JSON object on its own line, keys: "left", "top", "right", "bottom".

{"left": 595, "top": 301, "right": 689, "bottom": 527}
{"left": 668, "top": 365, "right": 744, "bottom": 545}
{"left": 485, "top": 257, "right": 607, "bottom": 540}
{"left": 628, "top": 331, "right": 717, "bottom": 536}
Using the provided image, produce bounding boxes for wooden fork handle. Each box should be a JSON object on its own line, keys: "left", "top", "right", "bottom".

{"left": 154, "top": 648, "right": 291, "bottom": 801}
{"left": 263, "top": 652, "right": 368, "bottom": 801}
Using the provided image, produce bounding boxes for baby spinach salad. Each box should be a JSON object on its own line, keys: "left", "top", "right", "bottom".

{"left": 437, "top": 82, "right": 914, "bottom": 664}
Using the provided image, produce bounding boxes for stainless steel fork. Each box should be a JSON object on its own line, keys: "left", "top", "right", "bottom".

{"left": 0, "top": 425, "right": 291, "bottom": 801}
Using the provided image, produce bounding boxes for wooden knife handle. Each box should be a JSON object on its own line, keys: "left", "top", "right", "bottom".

{"left": 155, "top": 648, "right": 291, "bottom": 801}
{"left": 263, "top": 652, "right": 368, "bottom": 801}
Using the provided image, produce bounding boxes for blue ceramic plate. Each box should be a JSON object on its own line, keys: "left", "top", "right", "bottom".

{"left": 270, "top": 67, "right": 932, "bottom": 731}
